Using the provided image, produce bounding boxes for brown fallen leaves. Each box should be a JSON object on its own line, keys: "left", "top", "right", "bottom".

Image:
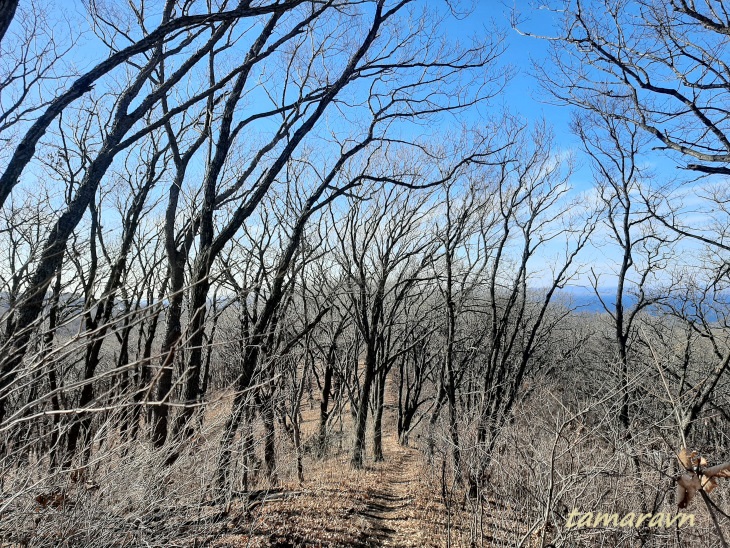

{"left": 34, "top": 490, "right": 68, "bottom": 510}
{"left": 676, "top": 448, "right": 730, "bottom": 508}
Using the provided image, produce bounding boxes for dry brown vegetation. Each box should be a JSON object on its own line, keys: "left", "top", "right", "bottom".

{"left": 4, "top": 381, "right": 728, "bottom": 547}
{"left": 0, "top": 393, "right": 532, "bottom": 547}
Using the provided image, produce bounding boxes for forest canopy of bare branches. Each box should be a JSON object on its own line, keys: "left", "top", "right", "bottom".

{"left": 1, "top": 1, "right": 730, "bottom": 546}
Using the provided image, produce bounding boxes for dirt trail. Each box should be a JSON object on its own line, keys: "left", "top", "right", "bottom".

{"left": 218, "top": 402, "right": 459, "bottom": 547}
{"left": 360, "top": 439, "right": 420, "bottom": 546}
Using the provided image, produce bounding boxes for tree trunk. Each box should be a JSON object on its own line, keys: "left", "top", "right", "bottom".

{"left": 293, "top": 409, "right": 304, "bottom": 483}
{"left": 174, "top": 258, "right": 212, "bottom": 440}
{"left": 117, "top": 313, "right": 133, "bottom": 441}
{"left": 352, "top": 345, "right": 376, "bottom": 468}
{"left": 131, "top": 298, "right": 163, "bottom": 441}
{"left": 426, "top": 384, "right": 447, "bottom": 460}
{"left": 152, "top": 258, "right": 184, "bottom": 448}
{"left": 0, "top": 0, "right": 18, "bottom": 44}
{"left": 217, "top": 345, "right": 260, "bottom": 490}
{"left": 318, "top": 360, "right": 334, "bottom": 457}
{"left": 262, "top": 399, "right": 278, "bottom": 486}
{"left": 372, "top": 370, "right": 386, "bottom": 462}
{"left": 447, "top": 384, "right": 461, "bottom": 484}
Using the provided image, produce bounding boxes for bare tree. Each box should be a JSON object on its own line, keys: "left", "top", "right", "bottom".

{"left": 536, "top": 0, "right": 730, "bottom": 178}
{"left": 333, "top": 182, "right": 437, "bottom": 467}
{"left": 574, "top": 110, "right": 677, "bottom": 459}
{"left": 469, "top": 124, "right": 595, "bottom": 493}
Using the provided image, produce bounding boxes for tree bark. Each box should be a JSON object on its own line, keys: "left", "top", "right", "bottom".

{"left": 0, "top": 0, "right": 18, "bottom": 46}
{"left": 318, "top": 360, "right": 334, "bottom": 457}
{"left": 352, "top": 344, "right": 376, "bottom": 468}
{"left": 372, "top": 370, "right": 386, "bottom": 462}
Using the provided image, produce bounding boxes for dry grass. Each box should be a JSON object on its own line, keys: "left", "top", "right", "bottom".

{"left": 3, "top": 393, "right": 495, "bottom": 547}
{"left": 10, "top": 387, "right": 724, "bottom": 547}
{"left": 209, "top": 400, "right": 532, "bottom": 548}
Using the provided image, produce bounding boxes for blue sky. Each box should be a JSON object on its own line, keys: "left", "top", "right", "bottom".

{"left": 436, "top": 2, "right": 718, "bottom": 295}
{"left": 437, "top": 1, "right": 596, "bottom": 192}
{"left": 18, "top": 0, "right": 716, "bottom": 297}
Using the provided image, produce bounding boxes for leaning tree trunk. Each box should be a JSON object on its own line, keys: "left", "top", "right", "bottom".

{"left": 152, "top": 257, "right": 184, "bottom": 448}
{"left": 45, "top": 267, "right": 64, "bottom": 471}
{"left": 0, "top": 0, "right": 18, "bottom": 45}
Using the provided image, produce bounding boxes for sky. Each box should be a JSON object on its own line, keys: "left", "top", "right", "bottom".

{"left": 13, "top": 0, "right": 718, "bottom": 299}
{"left": 437, "top": 2, "right": 718, "bottom": 296}
{"left": 443, "top": 1, "right": 609, "bottom": 190}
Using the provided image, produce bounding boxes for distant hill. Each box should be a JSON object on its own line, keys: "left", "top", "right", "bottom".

{"left": 556, "top": 286, "right": 639, "bottom": 313}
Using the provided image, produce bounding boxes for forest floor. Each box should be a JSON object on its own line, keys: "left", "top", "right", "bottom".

{"left": 212, "top": 403, "right": 527, "bottom": 547}
{"left": 1, "top": 395, "right": 528, "bottom": 547}
{"left": 214, "top": 430, "right": 435, "bottom": 547}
